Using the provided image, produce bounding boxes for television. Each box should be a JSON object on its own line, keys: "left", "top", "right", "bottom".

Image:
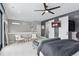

{"left": 51, "top": 21, "right": 61, "bottom": 28}
{"left": 69, "top": 20, "right": 75, "bottom": 32}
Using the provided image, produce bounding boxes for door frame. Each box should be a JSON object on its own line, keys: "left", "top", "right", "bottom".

{"left": 0, "top": 9, "right": 3, "bottom": 50}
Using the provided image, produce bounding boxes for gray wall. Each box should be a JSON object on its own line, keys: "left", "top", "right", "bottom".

{"left": 8, "top": 20, "right": 41, "bottom": 33}
{"left": 75, "top": 20, "right": 79, "bottom": 32}
{"left": 69, "top": 17, "right": 79, "bottom": 32}
{"left": 69, "top": 12, "right": 79, "bottom": 32}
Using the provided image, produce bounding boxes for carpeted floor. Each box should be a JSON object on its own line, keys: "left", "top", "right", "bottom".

{"left": 0, "top": 42, "right": 37, "bottom": 56}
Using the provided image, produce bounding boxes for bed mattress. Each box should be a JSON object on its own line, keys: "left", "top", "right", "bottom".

{"left": 38, "top": 39, "right": 79, "bottom": 56}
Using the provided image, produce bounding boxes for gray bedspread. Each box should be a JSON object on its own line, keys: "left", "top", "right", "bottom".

{"left": 37, "top": 39, "right": 79, "bottom": 56}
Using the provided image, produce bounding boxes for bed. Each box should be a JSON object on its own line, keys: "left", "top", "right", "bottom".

{"left": 1, "top": 38, "right": 79, "bottom": 56}
{"left": 37, "top": 38, "right": 79, "bottom": 56}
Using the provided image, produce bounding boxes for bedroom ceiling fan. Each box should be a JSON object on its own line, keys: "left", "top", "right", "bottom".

{"left": 35, "top": 3, "right": 60, "bottom": 15}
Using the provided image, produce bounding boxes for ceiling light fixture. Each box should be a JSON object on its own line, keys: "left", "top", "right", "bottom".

{"left": 12, "top": 22, "right": 20, "bottom": 25}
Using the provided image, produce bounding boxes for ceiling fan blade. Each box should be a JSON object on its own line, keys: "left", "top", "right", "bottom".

{"left": 43, "top": 3, "right": 47, "bottom": 9}
{"left": 48, "top": 11, "right": 55, "bottom": 14}
{"left": 42, "top": 12, "right": 45, "bottom": 15}
{"left": 48, "top": 6, "right": 60, "bottom": 10}
{"left": 35, "top": 10, "right": 45, "bottom": 11}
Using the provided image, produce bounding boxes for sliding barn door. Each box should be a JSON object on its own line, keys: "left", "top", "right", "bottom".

{"left": 48, "top": 20, "right": 54, "bottom": 38}
{"left": 59, "top": 16, "right": 68, "bottom": 39}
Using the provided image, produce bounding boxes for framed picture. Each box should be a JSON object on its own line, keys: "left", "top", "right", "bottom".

{"left": 51, "top": 21, "right": 61, "bottom": 28}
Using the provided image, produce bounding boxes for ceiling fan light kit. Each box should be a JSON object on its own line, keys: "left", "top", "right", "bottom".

{"left": 35, "top": 3, "right": 60, "bottom": 15}
{"left": 45, "top": 10, "right": 48, "bottom": 13}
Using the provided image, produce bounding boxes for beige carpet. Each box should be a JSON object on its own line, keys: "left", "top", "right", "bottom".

{"left": 0, "top": 42, "right": 37, "bottom": 56}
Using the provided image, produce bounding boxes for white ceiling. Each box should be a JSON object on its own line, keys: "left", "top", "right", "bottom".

{"left": 3, "top": 3, "right": 79, "bottom": 21}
